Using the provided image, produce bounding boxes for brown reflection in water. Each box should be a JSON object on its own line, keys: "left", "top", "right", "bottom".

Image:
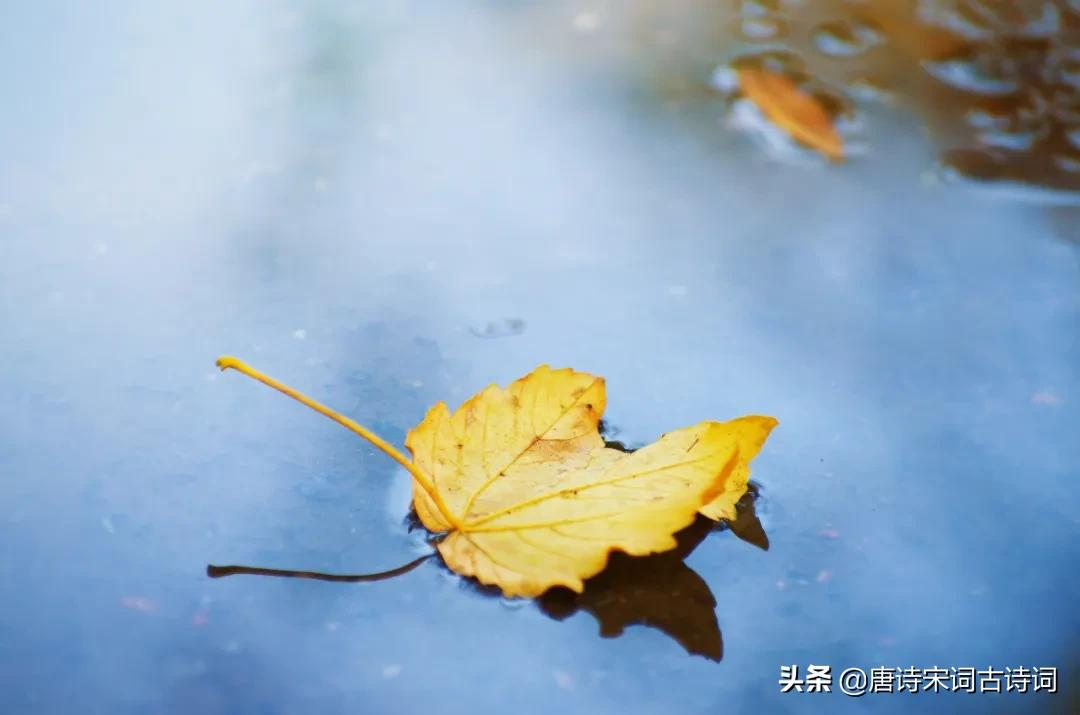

{"left": 598, "top": 0, "right": 1080, "bottom": 206}
{"left": 207, "top": 484, "right": 770, "bottom": 662}
{"left": 539, "top": 516, "right": 724, "bottom": 661}
{"left": 539, "top": 486, "right": 768, "bottom": 662}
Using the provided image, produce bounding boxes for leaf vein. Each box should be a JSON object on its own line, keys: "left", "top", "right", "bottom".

{"left": 461, "top": 376, "right": 600, "bottom": 518}
{"left": 462, "top": 452, "right": 717, "bottom": 529}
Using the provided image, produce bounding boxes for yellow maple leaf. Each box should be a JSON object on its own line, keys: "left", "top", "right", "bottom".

{"left": 216, "top": 358, "right": 777, "bottom": 598}
{"left": 737, "top": 66, "right": 845, "bottom": 162}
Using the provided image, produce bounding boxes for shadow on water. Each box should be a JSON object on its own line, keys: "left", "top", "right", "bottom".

{"left": 207, "top": 554, "right": 434, "bottom": 583}
{"left": 537, "top": 486, "right": 769, "bottom": 663}
{"left": 538, "top": 515, "right": 726, "bottom": 661}
{"left": 206, "top": 438, "right": 771, "bottom": 664}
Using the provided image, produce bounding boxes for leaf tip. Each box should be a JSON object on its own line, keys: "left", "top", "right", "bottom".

{"left": 758, "top": 414, "right": 780, "bottom": 430}
{"left": 216, "top": 355, "right": 243, "bottom": 372}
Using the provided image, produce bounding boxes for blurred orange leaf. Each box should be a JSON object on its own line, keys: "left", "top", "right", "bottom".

{"left": 738, "top": 67, "right": 845, "bottom": 162}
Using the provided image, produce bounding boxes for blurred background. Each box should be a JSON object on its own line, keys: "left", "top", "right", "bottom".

{"left": 0, "top": 1, "right": 1077, "bottom": 713}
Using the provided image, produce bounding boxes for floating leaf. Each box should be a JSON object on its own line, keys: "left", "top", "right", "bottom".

{"left": 737, "top": 66, "right": 845, "bottom": 162}
{"left": 215, "top": 358, "right": 776, "bottom": 598}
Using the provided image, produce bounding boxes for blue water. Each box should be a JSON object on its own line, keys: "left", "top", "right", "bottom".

{"left": 1, "top": 2, "right": 1077, "bottom": 713}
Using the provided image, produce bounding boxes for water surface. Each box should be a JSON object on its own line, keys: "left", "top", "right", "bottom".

{"left": 1, "top": 2, "right": 1077, "bottom": 713}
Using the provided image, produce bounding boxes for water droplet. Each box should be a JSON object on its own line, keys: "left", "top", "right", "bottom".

{"left": 847, "top": 77, "right": 894, "bottom": 104}
{"left": 739, "top": 0, "right": 780, "bottom": 20}
{"left": 976, "top": 124, "right": 1047, "bottom": 151}
{"left": 731, "top": 49, "right": 805, "bottom": 77}
{"left": 1050, "top": 44, "right": 1080, "bottom": 86}
{"left": 937, "top": 149, "right": 1080, "bottom": 205}
{"left": 1053, "top": 152, "right": 1080, "bottom": 173}
{"left": 917, "top": 0, "right": 1059, "bottom": 40}
{"left": 499, "top": 596, "right": 526, "bottom": 610}
{"left": 1009, "top": 1, "right": 1060, "bottom": 38}
{"left": 918, "top": 0, "right": 996, "bottom": 40}
{"left": 710, "top": 65, "right": 740, "bottom": 94}
{"left": 923, "top": 47, "right": 1021, "bottom": 95}
{"left": 812, "top": 19, "right": 883, "bottom": 58}
{"left": 469, "top": 318, "right": 525, "bottom": 339}
{"left": 741, "top": 16, "right": 783, "bottom": 41}
{"left": 965, "top": 105, "right": 1016, "bottom": 130}
{"left": 1065, "top": 125, "right": 1080, "bottom": 151}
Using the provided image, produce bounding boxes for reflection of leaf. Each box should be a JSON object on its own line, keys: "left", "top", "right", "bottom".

{"left": 539, "top": 516, "right": 723, "bottom": 660}
{"left": 206, "top": 496, "right": 773, "bottom": 662}
{"left": 737, "top": 67, "right": 845, "bottom": 162}
{"left": 216, "top": 358, "right": 776, "bottom": 598}
{"left": 536, "top": 476, "right": 769, "bottom": 659}
{"left": 721, "top": 483, "right": 770, "bottom": 551}
{"left": 206, "top": 554, "right": 434, "bottom": 583}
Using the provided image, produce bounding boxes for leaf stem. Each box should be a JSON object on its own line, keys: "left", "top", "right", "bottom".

{"left": 216, "top": 356, "right": 459, "bottom": 528}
